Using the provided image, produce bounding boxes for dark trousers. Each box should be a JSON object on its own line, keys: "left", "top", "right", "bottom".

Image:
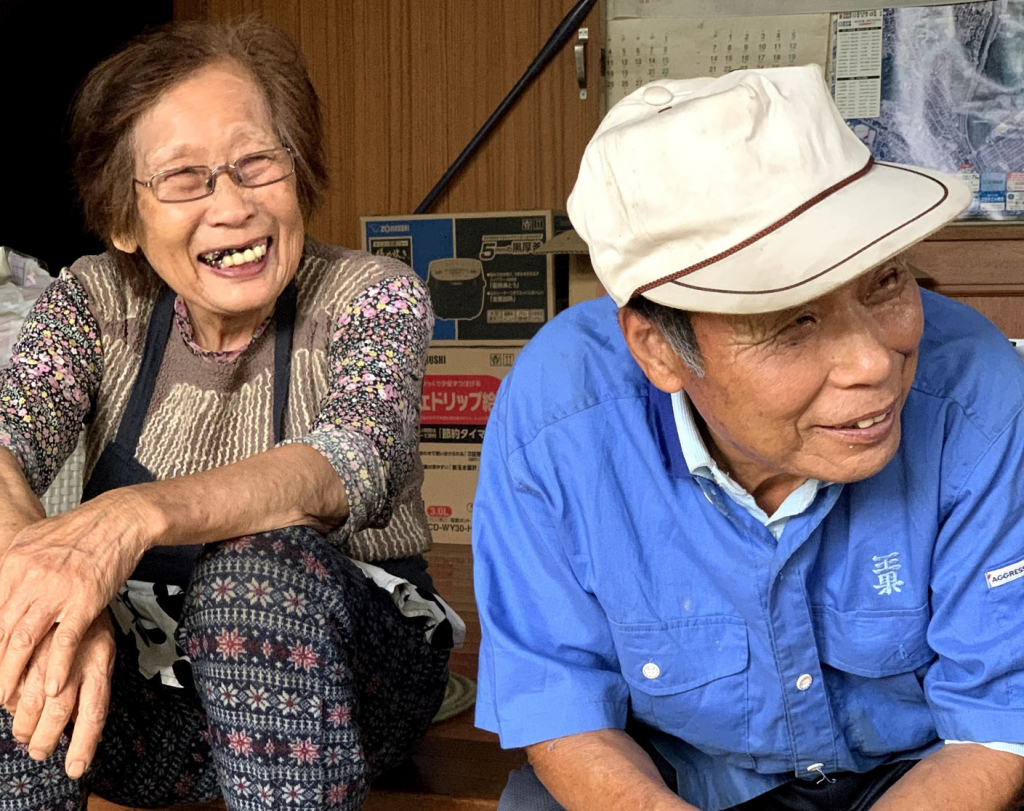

{"left": 498, "top": 759, "right": 917, "bottom": 811}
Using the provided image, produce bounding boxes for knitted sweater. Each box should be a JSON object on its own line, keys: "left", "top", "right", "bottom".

{"left": 0, "top": 238, "right": 432, "bottom": 561}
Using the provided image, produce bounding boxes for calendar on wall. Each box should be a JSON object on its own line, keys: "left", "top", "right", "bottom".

{"left": 604, "top": 14, "right": 832, "bottom": 108}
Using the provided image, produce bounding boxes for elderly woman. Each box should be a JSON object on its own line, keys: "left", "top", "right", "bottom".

{"left": 0, "top": 18, "right": 453, "bottom": 811}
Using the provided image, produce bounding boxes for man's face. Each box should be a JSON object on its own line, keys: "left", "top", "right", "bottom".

{"left": 683, "top": 258, "right": 923, "bottom": 496}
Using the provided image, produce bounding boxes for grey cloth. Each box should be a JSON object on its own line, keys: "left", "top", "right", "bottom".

{"left": 498, "top": 764, "right": 566, "bottom": 811}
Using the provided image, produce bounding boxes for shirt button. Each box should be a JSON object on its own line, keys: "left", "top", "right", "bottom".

{"left": 796, "top": 673, "right": 813, "bottom": 691}
{"left": 642, "top": 662, "right": 661, "bottom": 680}
{"left": 642, "top": 84, "right": 674, "bottom": 106}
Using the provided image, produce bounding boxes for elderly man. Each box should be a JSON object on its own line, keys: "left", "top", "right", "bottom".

{"left": 472, "top": 66, "right": 1024, "bottom": 811}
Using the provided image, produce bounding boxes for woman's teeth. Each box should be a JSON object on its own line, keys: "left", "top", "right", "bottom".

{"left": 220, "top": 243, "right": 266, "bottom": 267}
{"left": 854, "top": 412, "right": 888, "bottom": 429}
{"left": 201, "top": 242, "right": 267, "bottom": 268}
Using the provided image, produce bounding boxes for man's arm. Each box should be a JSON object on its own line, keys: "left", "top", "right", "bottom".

{"left": 527, "top": 729, "right": 697, "bottom": 811}
{"left": 873, "top": 743, "right": 1024, "bottom": 811}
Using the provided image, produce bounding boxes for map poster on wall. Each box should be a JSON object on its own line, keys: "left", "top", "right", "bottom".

{"left": 837, "top": 1, "right": 1024, "bottom": 220}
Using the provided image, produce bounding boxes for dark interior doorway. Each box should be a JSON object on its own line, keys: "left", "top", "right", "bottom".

{"left": 0, "top": 1, "right": 173, "bottom": 273}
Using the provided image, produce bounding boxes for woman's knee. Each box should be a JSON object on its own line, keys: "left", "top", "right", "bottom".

{"left": 177, "top": 526, "right": 373, "bottom": 667}
{"left": 182, "top": 527, "right": 361, "bottom": 620}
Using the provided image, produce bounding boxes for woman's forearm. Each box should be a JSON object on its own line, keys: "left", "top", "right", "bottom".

{"left": 0, "top": 447, "right": 46, "bottom": 540}
{"left": 126, "top": 442, "right": 349, "bottom": 549}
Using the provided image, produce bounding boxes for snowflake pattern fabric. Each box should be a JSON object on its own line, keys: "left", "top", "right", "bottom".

{"left": 0, "top": 527, "right": 449, "bottom": 810}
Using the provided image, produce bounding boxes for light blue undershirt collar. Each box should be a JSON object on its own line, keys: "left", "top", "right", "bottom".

{"left": 670, "top": 390, "right": 828, "bottom": 541}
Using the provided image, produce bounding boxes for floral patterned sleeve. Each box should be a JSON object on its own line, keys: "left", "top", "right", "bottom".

{"left": 280, "top": 273, "right": 433, "bottom": 536}
{"left": 0, "top": 271, "right": 102, "bottom": 495}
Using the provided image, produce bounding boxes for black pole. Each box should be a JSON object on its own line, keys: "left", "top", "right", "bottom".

{"left": 415, "top": 0, "right": 598, "bottom": 214}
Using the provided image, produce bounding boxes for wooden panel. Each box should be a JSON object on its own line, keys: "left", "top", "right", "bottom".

{"left": 366, "top": 795, "right": 497, "bottom": 810}
{"left": 370, "top": 735, "right": 523, "bottom": 805}
{"left": 173, "top": 0, "right": 603, "bottom": 250}
{"left": 924, "top": 223, "right": 1024, "bottom": 241}
{"left": 906, "top": 235, "right": 1024, "bottom": 335}
{"left": 905, "top": 240, "right": 1024, "bottom": 286}
{"left": 425, "top": 543, "right": 481, "bottom": 682}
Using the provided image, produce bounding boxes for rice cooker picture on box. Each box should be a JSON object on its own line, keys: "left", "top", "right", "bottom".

{"left": 427, "top": 258, "right": 486, "bottom": 321}
{"left": 362, "top": 211, "right": 558, "bottom": 342}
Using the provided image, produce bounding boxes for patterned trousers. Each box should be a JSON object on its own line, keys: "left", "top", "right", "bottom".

{"left": 0, "top": 527, "right": 450, "bottom": 810}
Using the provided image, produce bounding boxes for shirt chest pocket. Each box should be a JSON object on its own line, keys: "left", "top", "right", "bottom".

{"left": 813, "top": 604, "right": 937, "bottom": 757}
{"left": 609, "top": 616, "right": 751, "bottom": 759}
{"left": 813, "top": 604, "right": 933, "bottom": 677}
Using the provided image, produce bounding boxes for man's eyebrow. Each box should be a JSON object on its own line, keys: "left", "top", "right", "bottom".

{"left": 725, "top": 309, "right": 793, "bottom": 339}
{"left": 875, "top": 255, "right": 911, "bottom": 274}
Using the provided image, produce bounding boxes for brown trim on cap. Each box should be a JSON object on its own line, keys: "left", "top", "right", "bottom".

{"left": 631, "top": 156, "right": 875, "bottom": 298}
{"left": 670, "top": 165, "right": 950, "bottom": 296}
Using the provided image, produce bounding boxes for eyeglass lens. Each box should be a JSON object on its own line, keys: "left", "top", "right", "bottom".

{"left": 151, "top": 148, "right": 294, "bottom": 202}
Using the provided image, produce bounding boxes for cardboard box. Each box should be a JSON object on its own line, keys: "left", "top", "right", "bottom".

{"left": 363, "top": 211, "right": 562, "bottom": 342}
{"left": 419, "top": 343, "right": 524, "bottom": 543}
{"left": 535, "top": 228, "right": 606, "bottom": 307}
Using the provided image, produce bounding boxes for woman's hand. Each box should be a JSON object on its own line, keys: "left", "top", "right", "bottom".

{"left": 0, "top": 490, "right": 153, "bottom": 704}
{"left": 4, "top": 612, "right": 115, "bottom": 779}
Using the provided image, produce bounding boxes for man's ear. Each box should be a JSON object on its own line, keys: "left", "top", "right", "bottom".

{"left": 111, "top": 233, "right": 138, "bottom": 254}
{"left": 617, "top": 307, "right": 693, "bottom": 393}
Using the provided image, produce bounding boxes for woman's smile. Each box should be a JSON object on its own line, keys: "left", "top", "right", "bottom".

{"left": 122, "top": 61, "right": 305, "bottom": 352}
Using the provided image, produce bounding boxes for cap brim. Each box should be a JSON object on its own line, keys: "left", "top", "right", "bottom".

{"left": 641, "top": 162, "right": 972, "bottom": 314}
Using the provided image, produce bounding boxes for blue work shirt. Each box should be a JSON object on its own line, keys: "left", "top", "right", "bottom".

{"left": 473, "top": 291, "right": 1024, "bottom": 811}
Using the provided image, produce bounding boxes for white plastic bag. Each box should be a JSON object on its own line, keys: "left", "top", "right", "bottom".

{"left": 0, "top": 247, "right": 55, "bottom": 366}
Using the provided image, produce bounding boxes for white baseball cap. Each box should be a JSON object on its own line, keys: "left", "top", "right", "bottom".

{"left": 567, "top": 65, "right": 971, "bottom": 314}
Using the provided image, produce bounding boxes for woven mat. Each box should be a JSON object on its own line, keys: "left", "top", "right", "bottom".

{"left": 432, "top": 672, "right": 477, "bottom": 723}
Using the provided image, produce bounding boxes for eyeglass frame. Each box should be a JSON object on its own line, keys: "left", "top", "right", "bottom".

{"left": 132, "top": 146, "right": 297, "bottom": 203}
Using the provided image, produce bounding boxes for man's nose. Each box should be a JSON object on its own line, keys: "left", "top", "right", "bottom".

{"left": 829, "top": 311, "right": 895, "bottom": 387}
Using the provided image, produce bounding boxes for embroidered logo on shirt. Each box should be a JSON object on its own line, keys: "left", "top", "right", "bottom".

{"left": 986, "top": 558, "right": 1024, "bottom": 589}
{"left": 872, "top": 552, "right": 904, "bottom": 596}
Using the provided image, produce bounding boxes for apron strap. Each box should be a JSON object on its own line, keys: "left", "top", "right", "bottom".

{"left": 114, "top": 280, "right": 297, "bottom": 453}
{"left": 114, "top": 285, "right": 176, "bottom": 452}
{"left": 272, "top": 280, "right": 297, "bottom": 444}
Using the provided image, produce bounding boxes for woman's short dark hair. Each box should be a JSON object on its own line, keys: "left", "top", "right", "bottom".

{"left": 69, "top": 17, "right": 327, "bottom": 273}
{"left": 624, "top": 296, "right": 705, "bottom": 376}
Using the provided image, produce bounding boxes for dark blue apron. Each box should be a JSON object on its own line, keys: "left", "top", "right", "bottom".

{"left": 81, "top": 282, "right": 297, "bottom": 588}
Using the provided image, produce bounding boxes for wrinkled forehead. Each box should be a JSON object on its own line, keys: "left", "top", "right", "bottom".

{"left": 132, "top": 60, "right": 275, "bottom": 170}
{"left": 695, "top": 253, "right": 916, "bottom": 341}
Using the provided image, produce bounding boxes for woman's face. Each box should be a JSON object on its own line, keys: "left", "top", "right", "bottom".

{"left": 117, "top": 61, "right": 305, "bottom": 348}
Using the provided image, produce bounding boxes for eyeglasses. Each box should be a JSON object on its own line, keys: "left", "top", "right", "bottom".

{"left": 134, "top": 146, "right": 296, "bottom": 203}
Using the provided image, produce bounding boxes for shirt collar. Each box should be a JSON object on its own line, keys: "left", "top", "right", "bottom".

{"left": 648, "top": 383, "right": 690, "bottom": 479}
{"left": 669, "top": 389, "right": 832, "bottom": 532}
{"left": 670, "top": 389, "right": 721, "bottom": 480}
{"left": 173, "top": 294, "right": 271, "bottom": 364}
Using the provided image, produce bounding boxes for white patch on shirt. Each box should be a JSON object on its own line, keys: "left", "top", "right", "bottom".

{"left": 872, "top": 552, "right": 904, "bottom": 596}
{"left": 986, "top": 558, "right": 1024, "bottom": 589}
